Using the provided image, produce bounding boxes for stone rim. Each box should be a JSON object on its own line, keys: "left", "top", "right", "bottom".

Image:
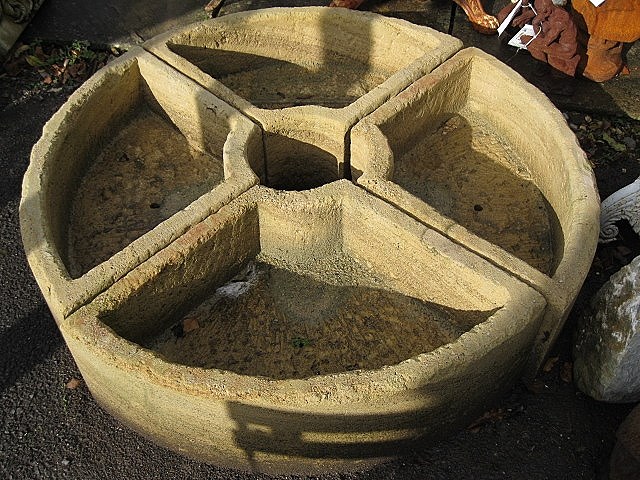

{"left": 20, "top": 48, "right": 262, "bottom": 322}
{"left": 350, "top": 47, "right": 600, "bottom": 375}
{"left": 19, "top": 7, "right": 600, "bottom": 473}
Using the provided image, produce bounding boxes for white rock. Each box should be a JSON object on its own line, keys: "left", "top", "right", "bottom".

{"left": 574, "top": 255, "right": 640, "bottom": 403}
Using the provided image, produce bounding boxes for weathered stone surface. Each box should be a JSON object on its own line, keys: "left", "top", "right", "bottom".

{"left": 20, "top": 47, "right": 261, "bottom": 322}
{"left": 62, "top": 181, "right": 547, "bottom": 474}
{"left": 144, "top": 7, "right": 462, "bottom": 186}
{"left": 0, "top": 0, "right": 45, "bottom": 55}
{"left": 350, "top": 47, "right": 601, "bottom": 375}
{"left": 574, "top": 255, "right": 640, "bottom": 403}
{"left": 20, "top": 7, "right": 599, "bottom": 475}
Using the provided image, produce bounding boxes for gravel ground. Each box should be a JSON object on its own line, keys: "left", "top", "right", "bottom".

{"left": 1, "top": 42, "right": 639, "bottom": 479}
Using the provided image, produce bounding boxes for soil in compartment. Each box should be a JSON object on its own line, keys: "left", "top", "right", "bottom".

{"left": 169, "top": 46, "right": 391, "bottom": 109}
{"left": 66, "top": 107, "right": 224, "bottom": 277}
{"left": 151, "top": 256, "right": 492, "bottom": 380}
{"left": 393, "top": 112, "right": 556, "bottom": 275}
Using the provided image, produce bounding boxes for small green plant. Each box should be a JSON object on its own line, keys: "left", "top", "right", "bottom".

{"left": 24, "top": 39, "right": 97, "bottom": 67}
{"left": 3, "top": 39, "right": 122, "bottom": 93}
{"left": 291, "top": 337, "right": 312, "bottom": 349}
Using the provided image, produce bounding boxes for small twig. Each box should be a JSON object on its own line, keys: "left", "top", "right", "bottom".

{"left": 204, "top": 0, "right": 225, "bottom": 16}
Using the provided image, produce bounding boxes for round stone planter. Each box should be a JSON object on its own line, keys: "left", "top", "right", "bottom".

{"left": 20, "top": 7, "right": 599, "bottom": 475}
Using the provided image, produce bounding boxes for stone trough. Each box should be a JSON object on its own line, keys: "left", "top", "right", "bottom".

{"left": 21, "top": 50, "right": 262, "bottom": 321}
{"left": 144, "top": 7, "right": 461, "bottom": 190}
{"left": 351, "top": 47, "right": 601, "bottom": 374}
{"left": 20, "top": 7, "right": 600, "bottom": 475}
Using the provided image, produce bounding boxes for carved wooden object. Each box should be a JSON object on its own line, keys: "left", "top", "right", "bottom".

{"left": 329, "top": 0, "right": 499, "bottom": 34}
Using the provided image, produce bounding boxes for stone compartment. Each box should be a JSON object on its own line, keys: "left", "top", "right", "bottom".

{"left": 21, "top": 49, "right": 262, "bottom": 322}
{"left": 20, "top": 7, "right": 601, "bottom": 476}
{"left": 144, "top": 7, "right": 462, "bottom": 190}
{"left": 62, "top": 182, "right": 546, "bottom": 474}
{"left": 351, "top": 48, "right": 601, "bottom": 373}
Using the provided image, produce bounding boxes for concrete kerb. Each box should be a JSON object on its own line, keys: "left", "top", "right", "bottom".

{"left": 20, "top": 47, "right": 261, "bottom": 323}
{"left": 59, "top": 181, "right": 547, "bottom": 474}
{"left": 350, "top": 47, "right": 600, "bottom": 377}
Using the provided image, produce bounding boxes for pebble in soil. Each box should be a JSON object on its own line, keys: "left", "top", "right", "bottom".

{"left": 151, "top": 256, "right": 493, "bottom": 380}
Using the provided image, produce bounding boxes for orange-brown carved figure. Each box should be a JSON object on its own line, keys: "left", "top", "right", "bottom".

{"left": 329, "top": 0, "right": 499, "bottom": 34}
{"left": 571, "top": 0, "right": 640, "bottom": 82}
{"left": 498, "top": 0, "right": 580, "bottom": 77}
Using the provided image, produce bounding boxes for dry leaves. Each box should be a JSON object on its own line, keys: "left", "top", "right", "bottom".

{"left": 560, "top": 362, "right": 573, "bottom": 384}
{"left": 540, "top": 356, "right": 573, "bottom": 384}
{"left": 564, "top": 111, "right": 639, "bottom": 168}
{"left": 543, "top": 356, "right": 559, "bottom": 373}
{"left": 182, "top": 317, "right": 200, "bottom": 333}
{"left": 468, "top": 408, "right": 506, "bottom": 433}
{"left": 2, "top": 40, "right": 121, "bottom": 93}
{"left": 66, "top": 378, "right": 82, "bottom": 389}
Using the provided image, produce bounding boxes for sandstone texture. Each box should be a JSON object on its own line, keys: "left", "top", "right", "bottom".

{"left": 351, "top": 47, "right": 601, "bottom": 375}
{"left": 62, "top": 182, "right": 547, "bottom": 474}
{"left": 20, "top": 48, "right": 261, "bottom": 322}
{"left": 19, "top": 7, "right": 600, "bottom": 474}
{"left": 574, "top": 255, "right": 640, "bottom": 403}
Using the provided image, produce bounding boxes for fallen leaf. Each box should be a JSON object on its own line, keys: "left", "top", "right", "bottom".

{"left": 560, "top": 362, "right": 573, "bottom": 383}
{"left": 34, "top": 45, "right": 46, "bottom": 61}
{"left": 66, "top": 378, "right": 82, "bottom": 389}
{"left": 25, "top": 54, "right": 47, "bottom": 67}
{"left": 66, "top": 63, "right": 79, "bottom": 78}
{"left": 204, "top": 0, "right": 224, "bottom": 11}
{"left": 467, "top": 408, "right": 505, "bottom": 432}
{"left": 183, "top": 317, "right": 200, "bottom": 333}
{"left": 51, "top": 64, "right": 63, "bottom": 76}
{"left": 602, "top": 132, "right": 627, "bottom": 152}
{"left": 543, "top": 356, "right": 559, "bottom": 372}
{"left": 13, "top": 44, "right": 30, "bottom": 57}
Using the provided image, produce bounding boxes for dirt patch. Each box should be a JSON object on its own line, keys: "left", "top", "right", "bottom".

{"left": 67, "top": 107, "right": 224, "bottom": 277}
{"left": 394, "top": 112, "right": 555, "bottom": 274}
{"left": 152, "top": 257, "right": 490, "bottom": 379}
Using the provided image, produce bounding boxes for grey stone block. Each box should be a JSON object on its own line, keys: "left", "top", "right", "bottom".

{"left": 574, "top": 255, "right": 640, "bottom": 403}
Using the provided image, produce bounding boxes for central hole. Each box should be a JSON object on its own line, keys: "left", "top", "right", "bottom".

{"left": 263, "top": 134, "right": 341, "bottom": 191}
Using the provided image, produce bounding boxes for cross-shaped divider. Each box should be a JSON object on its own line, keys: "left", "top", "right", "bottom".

{"left": 20, "top": 7, "right": 599, "bottom": 475}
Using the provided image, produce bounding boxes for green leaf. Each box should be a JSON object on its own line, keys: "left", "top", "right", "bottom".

{"left": 602, "top": 132, "right": 627, "bottom": 152}
{"left": 25, "top": 55, "right": 47, "bottom": 67}
{"left": 291, "top": 337, "right": 312, "bottom": 348}
{"left": 13, "top": 44, "right": 30, "bottom": 57}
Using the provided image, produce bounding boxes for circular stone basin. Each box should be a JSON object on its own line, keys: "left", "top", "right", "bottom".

{"left": 20, "top": 7, "right": 600, "bottom": 475}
